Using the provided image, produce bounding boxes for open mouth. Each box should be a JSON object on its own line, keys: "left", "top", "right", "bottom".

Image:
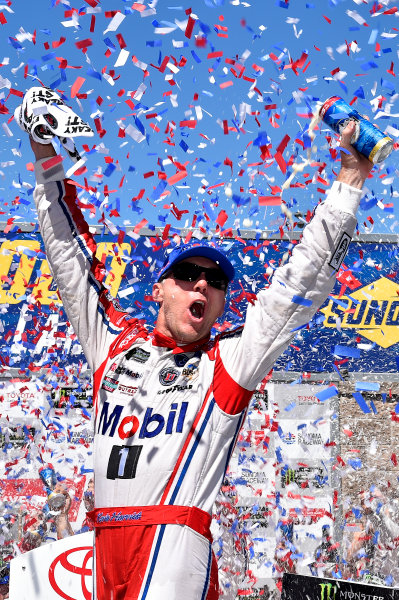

{"left": 189, "top": 301, "right": 205, "bottom": 320}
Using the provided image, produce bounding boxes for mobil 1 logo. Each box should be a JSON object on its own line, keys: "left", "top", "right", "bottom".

{"left": 107, "top": 445, "right": 143, "bottom": 480}
{"left": 100, "top": 400, "right": 188, "bottom": 480}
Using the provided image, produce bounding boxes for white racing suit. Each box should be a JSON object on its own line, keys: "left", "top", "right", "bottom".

{"left": 33, "top": 158, "right": 361, "bottom": 600}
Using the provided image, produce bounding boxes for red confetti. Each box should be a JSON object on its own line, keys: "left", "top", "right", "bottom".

{"left": 131, "top": 3, "right": 146, "bottom": 11}
{"left": 207, "top": 51, "right": 223, "bottom": 59}
{"left": 383, "top": 7, "right": 398, "bottom": 15}
{"left": 195, "top": 37, "right": 207, "bottom": 47}
{"left": 387, "top": 62, "right": 396, "bottom": 76}
{"left": 274, "top": 152, "right": 287, "bottom": 174}
{"left": 216, "top": 210, "right": 228, "bottom": 228}
{"left": 75, "top": 38, "right": 93, "bottom": 51}
{"left": 42, "top": 155, "right": 64, "bottom": 171}
{"left": 219, "top": 81, "right": 233, "bottom": 89}
{"left": 158, "top": 55, "right": 170, "bottom": 73}
{"left": 167, "top": 170, "right": 187, "bottom": 185}
{"left": 8, "top": 88, "right": 24, "bottom": 97}
{"left": 276, "top": 134, "right": 290, "bottom": 155}
{"left": 258, "top": 196, "right": 282, "bottom": 206}
{"left": 133, "top": 219, "right": 148, "bottom": 233}
{"left": 224, "top": 157, "right": 233, "bottom": 173}
{"left": 185, "top": 15, "right": 195, "bottom": 39}
{"left": 71, "top": 76, "right": 85, "bottom": 98}
{"left": 179, "top": 120, "right": 197, "bottom": 129}
{"left": 52, "top": 36, "right": 67, "bottom": 48}
{"left": 116, "top": 34, "right": 127, "bottom": 49}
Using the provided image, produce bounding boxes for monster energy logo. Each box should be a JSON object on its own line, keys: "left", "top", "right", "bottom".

{"left": 282, "top": 466, "right": 326, "bottom": 488}
{"left": 284, "top": 468, "right": 296, "bottom": 485}
{"left": 320, "top": 582, "right": 337, "bottom": 600}
{"left": 52, "top": 388, "right": 92, "bottom": 408}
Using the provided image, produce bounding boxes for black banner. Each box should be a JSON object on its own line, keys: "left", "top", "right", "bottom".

{"left": 282, "top": 574, "right": 399, "bottom": 600}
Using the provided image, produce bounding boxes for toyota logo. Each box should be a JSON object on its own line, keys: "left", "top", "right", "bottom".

{"left": 49, "top": 546, "right": 93, "bottom": 600}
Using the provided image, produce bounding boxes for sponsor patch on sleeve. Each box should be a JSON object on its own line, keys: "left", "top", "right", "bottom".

{"left": 329, "top": 232, "right": 351, "bottom": 271}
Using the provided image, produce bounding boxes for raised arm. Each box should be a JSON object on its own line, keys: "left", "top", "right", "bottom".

{"left": 30, "top": 139, "right": 145, "bottom": 372}
{"left": 218, "top": 122, "right": 373, "bottom": 395}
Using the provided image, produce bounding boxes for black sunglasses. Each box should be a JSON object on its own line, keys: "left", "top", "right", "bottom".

{"left": 162, "top": 262, "right": 229, "bottom": 291}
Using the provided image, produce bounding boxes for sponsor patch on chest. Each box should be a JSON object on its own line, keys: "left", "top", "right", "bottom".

{"left": 102, "top": 376, "right": 118, "bottom": 392}
{"left": 159, "top": 367, "right": 180, "bottom": 386}
{"left": 118, "top": 384, "right": 138, "bottom": 397}
{"left": 126, "top": 347, "right": 151, "bottom": 363}
{"left": 109, "top": 362, "right": 143, "bottom": 380}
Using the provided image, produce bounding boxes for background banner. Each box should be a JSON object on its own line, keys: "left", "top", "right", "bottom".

{"left": 1, "top": 232, "right": 399, "bottom": 374}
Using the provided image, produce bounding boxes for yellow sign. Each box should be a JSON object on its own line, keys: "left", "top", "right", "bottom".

{"left": 0, "top": 239, "right": 131, "bottom": 305}
{"left": 321, "top": 276, "right": 399, "bottom": 349}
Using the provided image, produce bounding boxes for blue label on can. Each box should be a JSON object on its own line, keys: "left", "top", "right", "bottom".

{"left": 320, "top": 96, "right": 393, "bottom": 163}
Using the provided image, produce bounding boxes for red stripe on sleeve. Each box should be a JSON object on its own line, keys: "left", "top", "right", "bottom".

{"left": 213, "top": 348, "right": 253, "bottom": 415}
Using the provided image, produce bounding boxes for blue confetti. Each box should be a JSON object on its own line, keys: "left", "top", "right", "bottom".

{"left": 334, "top": 345, "right": 361, "bottom": 359}
{"left": 355, "top": 381, "right": 380, "bottom": 392}
{"left": 291, "top": 295, "right": 312, "bottom": 307}
{"left": 353, "top": 392, "right": 371, "bottom": 414}
{"left": 104, "top": 163, "right": 116, "bottom": 177}
{"left": 315, "top": 386, "right": 338, "bottom": 402}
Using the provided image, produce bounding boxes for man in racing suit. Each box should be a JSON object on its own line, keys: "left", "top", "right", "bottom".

{"left": 29, "top": 121, "right": 371, "bottom": 600}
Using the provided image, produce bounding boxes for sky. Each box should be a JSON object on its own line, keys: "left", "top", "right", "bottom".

{"left": 0, "top": 0, "right": 398, "bottom": 236}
